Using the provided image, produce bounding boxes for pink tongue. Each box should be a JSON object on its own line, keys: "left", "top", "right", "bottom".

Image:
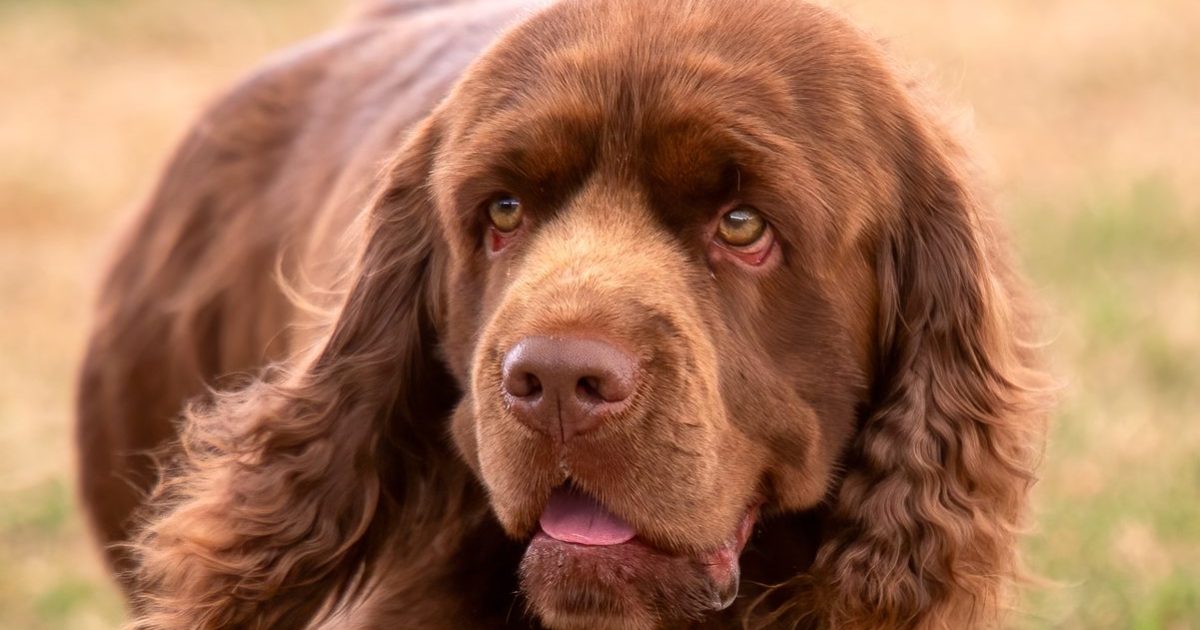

{"left": 539, "top": 487, "right": 637, "bottom": 546}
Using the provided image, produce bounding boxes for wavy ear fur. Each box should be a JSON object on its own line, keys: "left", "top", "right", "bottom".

{"left": 130, "top": 119, "right": 458, "bottom": 629}
{"left": 809, "top": 110, "right": 1047, "bottom": 629}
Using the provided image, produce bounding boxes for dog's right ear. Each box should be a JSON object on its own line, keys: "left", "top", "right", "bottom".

{"left": 808, "top": 101, "right": 1048, "bottom": 629}
{"left": 130, "top": 116, "right": 460, "bottom": 630}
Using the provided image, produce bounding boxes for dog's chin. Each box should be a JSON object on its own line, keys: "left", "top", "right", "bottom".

{"left": 517, "top": 490, "right": 757, "bottom": 630}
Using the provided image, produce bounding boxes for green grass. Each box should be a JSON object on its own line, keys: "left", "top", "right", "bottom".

{"left": 1, "top": 0, "right": 1198, "bottom": 628}
{"left": 0, "top": 483, "right": 123, "bottom": 630}
{"left": 1013, "top": 180, "right": 1200, "bottom": 629}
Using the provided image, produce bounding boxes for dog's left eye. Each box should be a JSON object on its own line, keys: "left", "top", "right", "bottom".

{"left": 488, "top": 195, "right": 524, "bottom": 233}
{"left": 717, "top": 206, "right": 767, "bottom": 247}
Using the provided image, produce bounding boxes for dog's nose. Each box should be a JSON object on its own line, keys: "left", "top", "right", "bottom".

{"left": 501, "top": 336, "right": 638, "bottom": 440}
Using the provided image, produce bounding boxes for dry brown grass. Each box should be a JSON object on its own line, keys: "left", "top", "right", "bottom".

{"left": 1, "top": 1, "right": 1196, "bottom": 628}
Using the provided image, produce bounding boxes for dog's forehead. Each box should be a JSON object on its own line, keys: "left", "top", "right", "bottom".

{"left": 449, "top": 93, "right": 773, "bottom": 238}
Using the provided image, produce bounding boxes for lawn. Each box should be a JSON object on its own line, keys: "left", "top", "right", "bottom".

{"left": 1, "top": 1, "right": 1196, "bottom": 628}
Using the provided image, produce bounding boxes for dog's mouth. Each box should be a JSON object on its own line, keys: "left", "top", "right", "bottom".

{"left": 519, "top": 485, "right": 758, "bottom": 626}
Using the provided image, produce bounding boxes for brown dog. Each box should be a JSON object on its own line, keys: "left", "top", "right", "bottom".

{"left": 76, "top": 0, "right": 1048, "bottom": 627}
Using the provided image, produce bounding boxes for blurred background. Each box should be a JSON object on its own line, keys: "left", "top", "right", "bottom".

{"left": 0, "top": 0, "right": 1196, "bottom": 628}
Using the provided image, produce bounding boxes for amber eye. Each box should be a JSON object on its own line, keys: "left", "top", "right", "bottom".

{"left": 717, "top": 206, "right": 767, "bottom": 247}
{"left": 488, "top": 195, "right": 523, "bottom": 232}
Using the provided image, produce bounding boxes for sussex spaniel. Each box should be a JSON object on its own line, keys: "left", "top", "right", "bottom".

{"left": 76, "top": 0, "right": 1048, "bottom": 628}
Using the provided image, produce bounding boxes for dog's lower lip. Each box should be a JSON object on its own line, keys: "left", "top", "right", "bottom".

{"left": 528, "top": 504, "right": 759, "bottom": 611}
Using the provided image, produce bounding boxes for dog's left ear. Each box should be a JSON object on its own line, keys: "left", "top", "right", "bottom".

{"left": 131, "top": 116, "right": 462, "bottom": 629}
{"left": 810, "top": 106, "right": 1048, "bottom": 628}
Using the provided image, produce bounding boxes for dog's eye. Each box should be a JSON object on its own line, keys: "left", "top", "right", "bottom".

{"left": 488, "top": 195, "right": 524, "bottom": 233}
{"left": 717, "top": 206, "right": 767, "bottom": 247}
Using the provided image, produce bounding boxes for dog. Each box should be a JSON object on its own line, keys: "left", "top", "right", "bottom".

{"left": 76, "top": 1, "right": 1048, "bottom": 627}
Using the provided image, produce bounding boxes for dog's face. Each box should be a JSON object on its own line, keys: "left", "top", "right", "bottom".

{"left": 427, "top": 0, "right": 890, "bottom": 626}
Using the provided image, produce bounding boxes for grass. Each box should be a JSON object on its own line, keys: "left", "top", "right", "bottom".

{"left": 1, "top": 0, "right": 1197, "bottom": 628}
{"left": 1012, "top": 181, "right": 1200, "bottom": 629}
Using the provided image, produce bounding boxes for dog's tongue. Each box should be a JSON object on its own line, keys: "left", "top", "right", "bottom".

{"left": 539, "top": 487, "right": 637, "bottom": 546}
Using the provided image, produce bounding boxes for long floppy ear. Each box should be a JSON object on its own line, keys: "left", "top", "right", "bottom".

{"left": 130, "top": 118, "right": 457, "bottom": 629}
{"left": 810, "top": 112, "right": 1047, "bottom": 628}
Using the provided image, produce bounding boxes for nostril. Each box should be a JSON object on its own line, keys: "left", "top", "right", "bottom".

{"left": 507, "top": 371, "right": 542, "bottom": 399}
{"left": 527, "top": 374, "right": 543, "bottom": 397}
{"left": 576, "top": 373, "right": 634, "bottom": 404}
{"left": 576, "top": 376, "right": 602, "bottom": 402}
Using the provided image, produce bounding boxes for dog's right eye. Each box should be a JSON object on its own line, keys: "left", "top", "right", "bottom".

{"left": 488, "top": 195, "right": 524, "bottom": 233}
{"left": 717, "top": 206, "right": 767, "bottom": 247}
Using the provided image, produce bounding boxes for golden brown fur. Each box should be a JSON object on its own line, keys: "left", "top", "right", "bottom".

{"left": 76, "top": 0, "right": 1049, "bottom": 628}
